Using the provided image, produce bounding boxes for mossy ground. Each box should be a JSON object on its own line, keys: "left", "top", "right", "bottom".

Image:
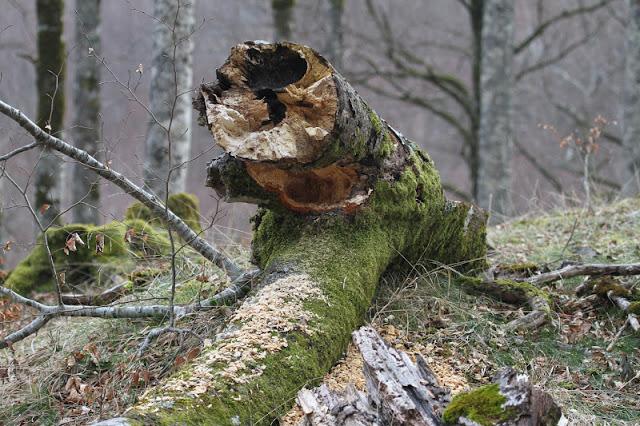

{"left": 355, "top": 198, "right": 640, "bottom": 425}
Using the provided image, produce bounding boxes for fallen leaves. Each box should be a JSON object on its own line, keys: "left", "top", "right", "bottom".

{"left": 64, "top": 233, "right": 85, "bottom": 256}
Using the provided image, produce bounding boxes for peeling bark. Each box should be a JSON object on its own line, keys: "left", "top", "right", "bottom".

{"left": 105, "top": 42, "right": 487, "bottom": 425}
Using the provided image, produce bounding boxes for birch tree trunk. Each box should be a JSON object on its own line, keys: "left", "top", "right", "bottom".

{"left": 476, "top": 0, "right": 514, "bottom": 221}
{"left": 272, "top": 0, "right": 295, "bottom": 41}
{"left": 100, "top": 42, "right": 487, "bottom": 426}
{"left": 71, "top": 0, "right": 101, "bottom": 224}
{"left": 325, "top": 0, "right": 345, "bottom": 70}
{"left": 623, "top": 0, "right": 640, "bottom": 195}
{"left": 143, "top": 0, "right": 195, "bottom": 198}
{"left": 34, "top": 0, "right": 66, "bottom": 225}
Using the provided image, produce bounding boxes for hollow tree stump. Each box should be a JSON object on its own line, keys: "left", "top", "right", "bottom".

{"left": 111, "top": 42, "right": 487, "bottom": 425}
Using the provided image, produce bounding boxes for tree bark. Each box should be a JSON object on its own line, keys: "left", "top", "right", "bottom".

{"left": 623, "top": 0, "right": 640, "bottom": 195}
{"left": 34, "top": 0, "right": 66, "bottom": 225}
{"left": 72, "top": 0, "right": 101, "bottom": 224}
{"left": 476, "top": 0, "right": 514, "bottom": 220}
{"left": 143, "top": 0, "right": 195, "bottom": 197}
{"left": 102, "top": 42, "right": 487, "bottom": 425}
{"left": 272, "top": 0, "right": 295, "bottom": 41}
{"left": 325, "top": 0, "right": 345, "bottom": 71}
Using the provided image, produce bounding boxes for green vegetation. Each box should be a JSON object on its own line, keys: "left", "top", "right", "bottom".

{"left": 4, "top": 219, "right": 170, "bottom": 295}
{"left": 443, "top": 383, "right": 515, "bottom": 426}
{"left": 125, "top": 193, "right": 203, "bottom": 233}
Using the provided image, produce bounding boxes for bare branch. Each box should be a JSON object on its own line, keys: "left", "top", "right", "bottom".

{"left": 0, "top": 141, "right": 39, "bottom": 162}
{"left": 514, "top": 0, "right": 612, "bottom": 55}
{"left": 0, "top": 98, "right": 248, "bottom": 281}
{"left": 525, "top": 263, "right": 640, "bottom": 285}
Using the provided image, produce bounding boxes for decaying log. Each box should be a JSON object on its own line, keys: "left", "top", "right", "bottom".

{"left": 296, "top": 326, "right": 449, "bottom": 425}
{"left": 296, "top": 327, "right": 563, "bottom": 426}
{"left": 105, "top": 42, "right": 487, "bottom": 425}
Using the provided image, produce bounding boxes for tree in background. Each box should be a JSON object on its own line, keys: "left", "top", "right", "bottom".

{"left": 477, "top": 0, "right": 514, "bottom": 219}
{"left": 272, "top": 0, "right": 295, "bottom": 41}
{"left": 623, "top": 0, "right": 640, "bottom": 195}
{"left": 34, "top": 0, "right": 66, "bottom": 225}
{"left": 71, "top": 0, "right": 102, "bottom": 224}
{"left": 325, "top": 0, "right": 345, "bottom": 70}
{"left": 358, "top": 0, "right": 613, "bottom": 207}
{"left": 143, "top": 0, "right": 195, "bottom": 198}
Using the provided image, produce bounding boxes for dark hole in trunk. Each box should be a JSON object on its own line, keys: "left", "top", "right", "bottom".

{"left": 244, "top": 45, "right": 307, "bottom": 91}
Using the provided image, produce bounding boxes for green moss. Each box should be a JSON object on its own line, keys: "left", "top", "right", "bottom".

{"left": 443, "top": 383, "right": 517, "bottom": 426}
{"left": 133, "top": 148, "right": 487, "bottom": 424}
{"left": 5, "top": 220, "right": 170, "bottom": 295}
{"left": 590, "top": 277, "right": 631, "bottom": 298}
{"left": 628, "top": 301, "right": 640, "bottom": 315}
{"left": 124, "top": 193, "right": 202, "bottom": 233}
{"left": 458, "top": 276, "right": 550, "bottom": 306}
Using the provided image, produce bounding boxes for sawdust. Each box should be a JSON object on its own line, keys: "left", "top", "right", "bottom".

{"left": 138, "top": 274, "right": 326, "bottom": 411}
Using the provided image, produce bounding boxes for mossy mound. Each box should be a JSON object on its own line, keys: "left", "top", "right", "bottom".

{"left": 125, "top": 193, "right": 203, "bottom": 233}
{"left": 4, "top": 219, "right": 170, "bottom": 295}
{"left": 443, "top": 383, "right": 516, "bottom": 426}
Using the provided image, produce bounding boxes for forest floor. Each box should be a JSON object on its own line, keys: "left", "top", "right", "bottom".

{"left": 1, "top": 198, "right": 639, "bottom": 425}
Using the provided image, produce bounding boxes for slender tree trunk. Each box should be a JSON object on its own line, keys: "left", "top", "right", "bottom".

{"left": 470, "top": 0, "right": 483, "bottom": 201}
{"left": 623, "top": 0, "right": 640, "bottom": 195}
{"left": 0, "top": 178, "right": 5, "bottom": 270}
{"left": 34, "top": 0, "right": 66, "bottom": 225}
{"left": 71, "top": 0, "right": 101, "bottom": 224}
{"left": 325, "top": 0, "right": 345, "bottom": 70}
{"left": 143, "top": 0, "right": 195, "bottom": 198}
{"left": 271, "top": 0, "right": 295, "bottom": 41}
{"left": 476, "top": 0, "right": 514, "bottom": 220}
{"left": 101, "top": 42, "right": 487, "bottom": 425}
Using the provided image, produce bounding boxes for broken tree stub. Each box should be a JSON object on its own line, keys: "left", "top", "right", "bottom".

{"left": 119, "top": 42, "right": 487, "bottom": 425}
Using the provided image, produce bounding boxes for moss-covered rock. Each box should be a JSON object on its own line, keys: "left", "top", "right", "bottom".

{"left": 443, "top": 383, "right": 517, "bottom": 426}
{"left": 4, "top": 220, "right": 170, "bottom": 295}
{"left": 125, "top": 193, "right": 203, "bottom": 233}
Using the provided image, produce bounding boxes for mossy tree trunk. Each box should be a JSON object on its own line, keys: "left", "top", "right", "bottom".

{"left": 34, "top": 0, "right": 66, "bottom": 225}
{"left": 71, "top": 0, "right": 101, "bottom": 224}
{"left": 106, "top": 42, "right": 487, "bottom": 425}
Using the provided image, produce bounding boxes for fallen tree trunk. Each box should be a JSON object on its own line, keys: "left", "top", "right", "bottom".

{"left": 106, "top": 42, "right": 487, "bottom": 425}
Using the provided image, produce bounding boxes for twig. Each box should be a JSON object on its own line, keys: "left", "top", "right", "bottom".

{"left": 525, "top": 263, "right": 640, "bottom": 286}
{"left": 606, "top": 316, "right": 629, "bottom": 351}
{"left": 136, "top": 326, "right": 202, "bottom": 356}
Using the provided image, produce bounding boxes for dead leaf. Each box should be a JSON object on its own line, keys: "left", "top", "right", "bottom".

{"left": 2, "top": 240, "right": 13, "bottom": 252}
{"left": 124, "top": 228, "right": 136, "bottom": 244}
{"left": 95, "top": 233, "right": 104, "bottom": 255}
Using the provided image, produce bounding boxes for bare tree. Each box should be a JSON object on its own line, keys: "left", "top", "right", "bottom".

{"left": 476, "top": 0, "right": 514, "bottom": 219}
{"left": 272, "top": 0, "right": 295, "bottom": 41}
{"left": 623, "top": 0, "right": 640, "bottom": 195}
{"left": 325, "top": 0, "right": 345, "bottom": 70}
{"left": 71, "top": 0, "right": 102, "bottom": 223}
{"left": 143, "top": 0, "right": 195, "bottom": 198}
{"left": 34, "top": 0, "right": 66, "bottom": 225}
{"left": 357, "top": 0, "right": 614, "bottom": 205}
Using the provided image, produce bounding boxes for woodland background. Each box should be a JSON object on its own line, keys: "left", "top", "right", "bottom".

{"left": 0, "top": 0, "right": 631, "bottom": 267}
